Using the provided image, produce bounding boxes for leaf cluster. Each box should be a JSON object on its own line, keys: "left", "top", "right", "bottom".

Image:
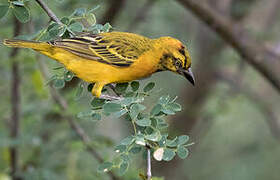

{"left": 76, "top": 81, "right": 193, "bottom": 175}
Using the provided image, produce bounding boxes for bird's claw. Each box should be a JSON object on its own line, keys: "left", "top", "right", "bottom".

{"left": 99, "top": 94, "right": 124, "bottom": 101}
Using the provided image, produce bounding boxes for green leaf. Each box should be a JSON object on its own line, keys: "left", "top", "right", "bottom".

{"left": 77, "top": 110, "right": 93, "bottom": 119}
{"left": 130, "top": 81, "right": 140, "bottom": 91}
{"left": 48, "top": 23, "right": 61, "bottom": 38}
{"left": 115, "top": 83, "right": 129, "bottom": 94}
{"left": 113, "top": 109, "right": 128, "bottom": 118}
{"left": 98, "top": 162, "right": 113, "bottom": 173}
{"left": 92, "top": 113, "right": 101, "bottom": 121}
{"left": 177, "top": 146, "right": 189, "bottom": 159}
{"left": 161, "top": 105, "right": 175, "bottom": 115}
{"left": 75, "top": 83, "right": 84, "bottom": 99}
{"left": 103, "top": 103, "right": 122, "bottom": 113}
{"left": 69, "top": 22, "right": 83, "bottom": 32}
{"left": 150, "top": 104, "right": 162, "bottom": 116}
{"left": 53, "top": 79, "right": 65, "bottom": 89}
{"left": 64, "top": 71, "right": 74, "bottom": 81}
{"left": 156, "top": 118, "right": 169, "bottom": 129}
{"left": 163, "top": 148, "right": 176, "bottom": 161}
{"left": 61, "top": 17, "right": 69, "bottom": 25}
{"left": 143, "top": 82, "right": 155, "bottom": 92}
{"left": 0, "top": 5, "right": 9, "bottom": 19}
{"left": 129, "top": 103, "right": 146, "bottom": 119}
{"left": 159, "top": 95, "right": 170, "bottom": 105}
{"left": 11, "top": 1, "right": 24, "bottom": 6}
{"left": 136, "top": 118, "right": 151, "bottom": 127}
{"left": 129, "top": 146, "right": 142, "bottom": 154}
{"left": 86, "top": 13, "right": 96, "bottom": 26}
{"left": 145, "top": 131, "right": 161, "bottom": 142}
{"left": 166, "top": 137, "right": 178, "bottom": 147}
{"left": 12, "top": 5, "right": 30, "bottom": 23}
{"left": 177, "top": 135, "right": 189, "bottom": 145}
{"left": 73, "top": 8, "right": 86, "bottom": 16}
{"left": 120, "top": 154, "right": 130, "bottom": 162}
{"left": 166, "top": 102, "right": 182, "bottom": 112}
{"left": 103, "top": 22, "right": 112, "bottom": 32}
{"left": 120, "top": 136, "right": 135, "bottom": 146}
{"left": 114, "top": 145, "right": 127, "bottom": 153}
{"left": 135, "top": 135, "right": 146, "bottom": 146}
{"left": 119, "top": 162, "right": 129, "bottom": 175}
{"left": 91, "top": 98, "right": 105, "bottom": 108}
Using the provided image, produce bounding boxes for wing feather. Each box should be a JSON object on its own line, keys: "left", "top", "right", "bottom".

{"left": 48, "top": 32, "right": 152, "bottom": 67}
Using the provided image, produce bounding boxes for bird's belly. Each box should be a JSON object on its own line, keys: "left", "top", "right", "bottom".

{"left": 44, "top": 49, "right": 159, "bottom": 84}
{"left": 66, "top": 59, "right": 156, "bottom": 83}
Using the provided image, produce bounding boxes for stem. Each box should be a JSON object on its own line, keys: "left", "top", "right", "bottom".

{"left": 147, "top": 147, "right": 152, "bottom": 180}
{"left": 35, "top": 0, "right": 62, "bottom": 25}
{"left": 132, "top": 120, "right": 137, "bottom": 135}
{"left": 9, "top": 17, "right": 22, "bottom": 180}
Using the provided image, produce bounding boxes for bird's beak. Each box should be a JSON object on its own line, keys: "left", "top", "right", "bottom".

{"left": 182, "top": 68, "right": 195, "bottom": 86}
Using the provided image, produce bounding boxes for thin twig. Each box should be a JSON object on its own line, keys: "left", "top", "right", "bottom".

{"left": 35, "top": 0, "right": 62, "bottom": 25}
{"left": 9, "top": 17, "right": 22, "bottom": 180}
{"left": 147, "top": 147, "right": 152, "bottom": 180}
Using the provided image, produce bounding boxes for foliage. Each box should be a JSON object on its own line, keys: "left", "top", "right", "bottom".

{"left": 79, "top": 81, "right": 193, "bottom": 174}
{"left": 0, "top": 0, "right": 193, "bottom": 179}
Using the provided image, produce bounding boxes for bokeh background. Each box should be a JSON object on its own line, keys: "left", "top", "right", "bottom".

{"left": 1, "top": 0, "right": 280, "bottom": 180}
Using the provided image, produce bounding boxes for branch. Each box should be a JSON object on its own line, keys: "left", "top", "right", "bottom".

{"left": 35, "top": 0, "right": 62, "bottom": 25}
{"left": 9, "top": 17, "right": 22, "bottom": 180}
{"left": 176, "top": 0, "right": 280, "bottom": 93}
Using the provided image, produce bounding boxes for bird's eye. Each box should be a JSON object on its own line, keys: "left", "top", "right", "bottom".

{"left": 175, "top": 59, "right": 182, "bottom": 68}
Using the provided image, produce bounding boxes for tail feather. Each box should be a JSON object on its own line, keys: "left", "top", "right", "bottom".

{"left": 3, "top": 39, "right": 50, "bottom": 51}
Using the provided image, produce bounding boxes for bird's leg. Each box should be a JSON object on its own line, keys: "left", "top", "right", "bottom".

{"left": 91, "top": 82, "right": 106, "bottom": 98}
{"left": 92, "top": 82, "right": 123, "bottom": 101}
{"left": 108, "top": 84, "right": 122, "bottom": 97}
{"left": 99, "top": 94, "right": 123, "bottom": 101}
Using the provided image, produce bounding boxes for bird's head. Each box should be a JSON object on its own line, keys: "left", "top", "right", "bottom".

{"left": 157, "top": 37, "right": 195, "bottom": 86}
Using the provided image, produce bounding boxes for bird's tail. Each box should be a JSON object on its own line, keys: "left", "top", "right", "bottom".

{"left": 3, "top": 39, "right": 50, "bottom": 51}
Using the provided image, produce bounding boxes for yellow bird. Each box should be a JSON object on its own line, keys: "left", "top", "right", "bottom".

{"left": 3, "top": 32, "right": 194, "bottom": 98}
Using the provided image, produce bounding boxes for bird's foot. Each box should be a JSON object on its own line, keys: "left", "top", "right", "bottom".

{"left": 99, "top": 94, "right": 124, "bottom": 101}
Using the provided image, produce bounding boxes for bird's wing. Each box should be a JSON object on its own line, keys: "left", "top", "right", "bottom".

{"left": 50, "top": 33, "right": 151, "bottom": 67}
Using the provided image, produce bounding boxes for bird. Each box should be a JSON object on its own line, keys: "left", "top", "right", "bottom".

{"left": 3, "top": 31, "right": 195, "bottom": 98}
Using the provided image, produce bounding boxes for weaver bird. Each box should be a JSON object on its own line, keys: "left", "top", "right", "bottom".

{"left": 3, "top": 32, "right": 195, "bottom": 98}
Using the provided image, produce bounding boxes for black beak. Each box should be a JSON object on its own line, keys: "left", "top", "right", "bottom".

{"left": 182, "top": 68, "right": 195, "bottom": 86}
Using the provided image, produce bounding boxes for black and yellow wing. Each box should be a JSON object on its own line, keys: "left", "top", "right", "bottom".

{"left": 48, "top": 32, "right": 152, "bottom": 67}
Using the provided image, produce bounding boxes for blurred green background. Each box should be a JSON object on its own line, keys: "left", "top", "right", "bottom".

{"left": 1, "top": 0, "right": 280, "bottom": 179}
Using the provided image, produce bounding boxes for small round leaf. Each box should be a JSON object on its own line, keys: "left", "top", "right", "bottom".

{"left": 103, "top": 103, "right": 122, "bottom": 113}
{"left": 163, "top": 148, "right": 176, "bottom": 161}
{"left": 12, "top": 5, "right": 30, "bottom": 23}
{"left": 143, "top": 82, "right": 155, "bottom": 92}
{"left": 0, "top": 5, "right": 9, "bottom": 19}
{"left": 98, "top": 162, "right": 113, "bottom": 173}
{"left": 177, "top": 146, "right": 189, "bottom": 159}
{"left": 136, "top": 118, "right": 151, "bottom": 127}
{"left": 53, "top": 79, "right": 65, "bottom": 89}
{"left": 130, "top": 81, "right": 140, "bottom": 91}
